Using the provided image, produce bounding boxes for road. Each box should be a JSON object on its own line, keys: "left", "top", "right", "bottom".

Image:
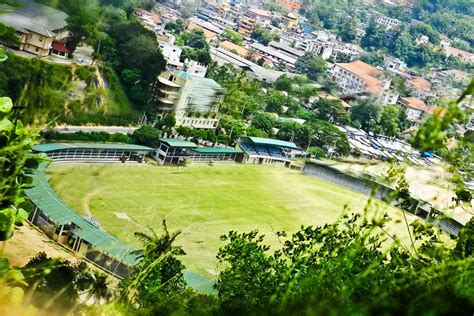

{"left": 48, "top": 125, "right": 138, "bottom": 134}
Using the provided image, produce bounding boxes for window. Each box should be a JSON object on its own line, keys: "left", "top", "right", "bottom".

{"left": 35, "top": 47, "right": 39, "bottom": 52}
{"left": 39, "top": 37, "right": 43, "bottom": 42}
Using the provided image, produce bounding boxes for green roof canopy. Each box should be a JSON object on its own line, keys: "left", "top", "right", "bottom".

{"left": 159, "top": 138, "right": 197, "bottom": 148}
{"left": 25, "top": 163, "right": 138, "bottom": 265}
{"left": 33, "top": 143, "right": 154, "bottom": 153}
{"left": 25, "top": 163, "right": 215, "bottom": 291}
{"left": 246, "top": 136, "right": 299, "bottom": 150}
{"left": 192, "top": 147, "right": 242, "bottom": 154}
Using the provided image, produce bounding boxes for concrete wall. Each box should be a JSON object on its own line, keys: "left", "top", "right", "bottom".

{"left": 303, "top": 160, "right": 464, "bottom": 236}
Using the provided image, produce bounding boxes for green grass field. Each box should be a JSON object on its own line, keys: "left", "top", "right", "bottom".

{"left": 48, "top": 163, "right": 414, "bottom": 276}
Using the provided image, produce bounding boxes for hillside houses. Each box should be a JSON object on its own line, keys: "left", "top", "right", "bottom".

{"left": 0, "top": 0, "right": 69, "bottom": 57}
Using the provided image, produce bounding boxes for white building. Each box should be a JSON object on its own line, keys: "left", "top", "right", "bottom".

{"left": 398, "top": 97, "right": 432, "bottom": 125}
{"left": 151, "top": 70, "right": 224, "bottom": 129}
{"left": 159, "top": 41, "right": 183, "bottom": 69}
{"left": 375, "top": 15, "right": 401, "bottom": 29}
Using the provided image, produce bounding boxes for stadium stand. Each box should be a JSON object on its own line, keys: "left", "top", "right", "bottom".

{"left": 25, "top": 162, "right": 215, "bottom": 292}
{"left": 33, "top": 143, "right": 154, "bottom": 163}
{"left": 154, "top": 138, "right": 244, "bottom": 164}
{"left": 237, "top": 136, "right": 300, "bottom": 164}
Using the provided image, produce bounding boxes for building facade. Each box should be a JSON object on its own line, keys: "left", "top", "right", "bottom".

{"left": 0, "top": 0, "right": 69, "bottom": 57}
{"left": 151, "top": 70, "right": 224, "bottom": 129}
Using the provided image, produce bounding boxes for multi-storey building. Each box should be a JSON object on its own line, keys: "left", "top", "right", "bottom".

{"left": 151, "top": 70, "right": 224, "bottom": 129}
{"left": 238, "top": 16, "right": 256, "bottom": 37}
{"left": 375, "top": 15, "right": 401, "bottom": 29}
{"left": 279, "top": 0, "right": 302, "bottom": 12}
{"left": 246, "top": 8, "right": 272, "bottom": 26}
{"left": 331, "top": 60, "right": 393, "bottom": 102}
{"left": 398, "top": 97, "right": 432, "bottom": 126}
{"left": 406, "top": 77, "right": 434, "bottom": 101}
{"left": 0, "top": 0, "right": 69, "bottom": 57}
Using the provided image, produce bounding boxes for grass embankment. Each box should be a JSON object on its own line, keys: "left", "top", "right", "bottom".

{"left": 48, "top": 163, "right": 417, "bottom": 276}
{"left": 0, "top": 53, "right": 138, "bottom": 125}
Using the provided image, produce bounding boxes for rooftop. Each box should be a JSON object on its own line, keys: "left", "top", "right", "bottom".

{"left": 269, "top": 41, "right": 305, "bottom": 58}
{"left": 173, "top": 70, "right": 223, "bottom": 90}
{"left": 159, "top": 138, "right": 197, "bottom": 148}
{"left": 210, "top": 47, "right": 289, "bottom": 83}
{"left": 399, "top": 97, "right": 431, "bottom": 113}
{"left": 336, "top": 60, "right": 384, "bottom": 94}
{"left": 250, "top": 42, "right": 297, "bottom": 64}
{"left": 220, "top": 40, "right": 251, "bottom": 57}
{"left": 0, "top": 0, "right": 68, "bottom": 36}
{"left": 244, "top": 136, "right": 299, "bottom": 149}
{"left": 192, "top": 147, "right": 243, "bottom": 154}
{"left": 25, "top": 163, "right": 138, "bottom": 265}
{"left": 33, "top": 143, "right": 154, "bottom": 153}
{"left": 408, "top": 77, "right": 431, "bottom": 90}
{"left": 247, "top": 8, "right": 272, "bottom": 18}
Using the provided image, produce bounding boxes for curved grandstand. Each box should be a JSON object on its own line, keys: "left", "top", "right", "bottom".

{"left": 25, "top": 140, "right": 468, "bottom": 290}
{"left": 26, "top": 143, "right": 214, "bottom": 292}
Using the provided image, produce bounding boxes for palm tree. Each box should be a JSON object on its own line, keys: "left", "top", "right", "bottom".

{"left": 82, "top": 271, "right": 111, "bottom": 304}
{"left": 132, "top": 220, "right": 185, "bottom": 264}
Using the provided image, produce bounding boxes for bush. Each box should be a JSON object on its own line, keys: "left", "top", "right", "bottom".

{"left": 41, "top": 130, "right": 132, "bottom": 143}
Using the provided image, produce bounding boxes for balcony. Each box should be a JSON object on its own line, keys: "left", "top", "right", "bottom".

{"left": 158, "top": 76, "right": 181, "bottom": 88}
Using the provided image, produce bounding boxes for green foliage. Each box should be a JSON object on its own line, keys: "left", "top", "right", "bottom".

{"left": 181, "top": 47, "right": 212, "bottom": 66}
{"left": 0, "top": 97, "right": 42, "bottom": 239}
{"left": 119, "top": 221, "right": 187, "bottom": 311}
{"left": 337, "top": 18, "right": 359, "bottom": 43}
{"left": 295, "top": 53, "right": 327, "bottom": 82}
{"left": 350, "top": 98, "right": 382, "bottom": 132}
{"left": 379, "top": 105, "right": 409, "bottom": 137}
{"left": 410, "top": 102, "right": 465, "bottom": 152}
{"left": 164, "top": 19, "right": 185, "bottom": 35}
{"left": 216, "top": 213, "right": 474, "bottom": 315}
{"left": 252, "top": 113, "right": 276, "bottom": 135}
{"left": 251, "top": 24, "right": 276, "bottom": 45}
{"left": 21, "top": 252, "right": 102, "bottom": 312}
{"left": 273, "top": 75, "right": 293, "bottom": 93}
{"left": 102, "top": 18, "right": 167, "bottom": 109}
{"left": 313, "top": 98, "right": 349, "bottom": 124}
{"left": 360, "top": 20, "right": 386, "bottom": 50}
{"left": 41, "top": 130, "right": 132, "bottom": 143}
{"left": 221, "top": 28, "right": 244, "bottom": 46}
{"left": 307, "top": 146, "right": 326, "bottom": 158}
{"left": 131, "top": 125, "right": 161, "bottom": 148}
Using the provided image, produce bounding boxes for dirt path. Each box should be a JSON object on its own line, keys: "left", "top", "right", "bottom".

{"left": 82, "top": 187, "right": 105, "bottom": 216}
{"left": 3, "top": 224, "right": 80, "bottom": 267}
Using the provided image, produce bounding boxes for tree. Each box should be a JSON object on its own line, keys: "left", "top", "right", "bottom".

{"left": 187, "top": 29, "right": 208, "bottom": 49}
{"left": 307, "top": 146, "right": 326, "bottom": 158}
{"left": 0, "top": 97, "right": 42, "bottom": 240}
{"left": 350, "top": 99, "right": 382, "bottom": 132}
{"left": 119, "top": 221, "right": 187, "bottom": 308}
{"left": 164, "top": 19, "right": 185, "bottom": 34}
{"left": 251, "top": 113, "right": 276, "bottom": 135}
{"left": 313, "top": 98, "right": 349, "bottom": 124}
{"left": 251, "top": 24, "right": 275, "bottom": 45}
{"left": 309, "top": 120, "right": 350, "bottom": 156}
{"left": 274, "top": 75, "right": 293, "bottom": 92}
{"left": 181, "top": 47, "right": 212, "bottom": 65}
{"left": 162, "top": 114, "right": 176, "bottom": 129}
{"left": 22, "top": 252, "right": 92, "bottom": 312}
{"left": 222, "top": 28, "right": 244, "bottom": 46}
{"left": 132, "top": 125, "right": 161, "bottom": 148}
{"left": 338, "top": 18, "right": 358, "bottom": 43}
{"left": 295, "top": 53, "right": 327, "bottom": 82}
{"left": 379, "top": 105, "right": 404, "bottom": 137}
{"left": 361, "top": 20, "right": 386, "bottom": 50}
{"left": 265, "top": 90, "right": 287, "bottom": 114}
{"left": 216, "top": 213, "right": 474, "bottom": 315}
